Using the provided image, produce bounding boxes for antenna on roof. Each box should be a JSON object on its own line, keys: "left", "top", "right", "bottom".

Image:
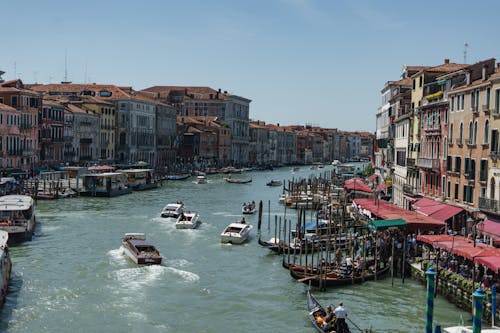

{"left": 62, "top": 49, "right": 71, "bottom": 84}
{"left": 463, "top": 42, "right": 469, "bottom": 64}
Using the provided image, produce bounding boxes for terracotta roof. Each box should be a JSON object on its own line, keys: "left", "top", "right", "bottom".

{"left": 426, "top": 62, "right": 469, "bottom": 73}
{"left": 394, "top": 77, "right": 412, "bottom": 86}
{"left": 142, "top": 86, "right": 229, "bottom": 100}
{"left": 66, "top": 103, "right": 97, "bottom": 115}
{"left": 0, "top": 103, "right": 16, "bottom": 111}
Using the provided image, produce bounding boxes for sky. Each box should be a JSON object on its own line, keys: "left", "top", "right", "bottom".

{"left": 1, "top": 0, "right": 499, "bottom": 132}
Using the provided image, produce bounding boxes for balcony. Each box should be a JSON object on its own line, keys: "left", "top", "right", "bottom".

{"left": 466, "top": 139, "right": 477, "bottom": 149}
{"left": 403, "top": 184, "right": 417, "bottom": 196}
{"left": 417, "top": 157, "right": 440, "bottom": 170}
{"left": 482, "top": 104, "right": 491, "bottom": 114}
{"left": 479, "top": 197, "right": 500, "bottom": 213}
{"left": 471, "top": 105, "right": 479, "bottom": 116}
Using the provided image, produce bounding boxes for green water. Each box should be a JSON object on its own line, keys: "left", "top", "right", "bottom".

{"left": 0, "top": 166, "right": 471, "bottom": 332}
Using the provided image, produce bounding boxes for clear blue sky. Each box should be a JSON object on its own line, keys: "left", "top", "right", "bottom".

{"left": 2, "top": 0, "right": 499, "bottom": 131}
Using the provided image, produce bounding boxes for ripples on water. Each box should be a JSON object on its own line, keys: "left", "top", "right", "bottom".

{"left": 0, "top": 166, "right": 472, "bottom": 332}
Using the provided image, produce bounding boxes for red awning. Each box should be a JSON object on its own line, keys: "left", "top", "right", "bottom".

{"left": 413, "top": 197, "right": 463, "bottom": 222}
{"left": 344, "top": 178, "right": 373, "bottom": 193}
{"left": 432, "top": 237, "right": 478, "bottom": 251}
{"left": 403, "top": 195, "right": 418, "bottom": 203}
{"left": 451, "top": 245, "right": 498, "bottom": 261}
{"left": 366, "top": 174, "right": 377, "bottom": 181}
{"left": 376, "top": 183, "right": 387, "bottom": 191}
{"left": 416, "top": 234, "right": 453, "bottom": 244}
{"left": 475, "top": 256, "right": 500, "bottom": 274}
{"left": 478, "top": 219, "right": 500, "bottom": 241}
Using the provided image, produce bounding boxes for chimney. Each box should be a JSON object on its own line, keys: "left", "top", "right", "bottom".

{"left": 482, "top": 65, "right": 487, "bottom": 81}
{"left": 466, "top": 71, "right": 471, "bottom": 85}
{"left": 444, "top": 58, "right": 450, "bottom": 64}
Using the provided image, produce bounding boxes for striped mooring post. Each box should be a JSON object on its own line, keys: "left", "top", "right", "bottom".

{"left": 492, "top": 284, "right": 497, "bottom": 327}
{"left": 426, "top": 266, "right": 437, "bottom": 333}
{"left": 473, "top": 287, "right": 485, "bottom": 333}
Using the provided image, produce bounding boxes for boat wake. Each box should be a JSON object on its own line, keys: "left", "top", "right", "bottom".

{"left": 107, "top": 247, "right": 127, "bottom": 266}
{"left": 164, "top": 267, "right": 199, "bottom": 283}
{"left": 109, "top": 265, "right": 167, "bottom": 291}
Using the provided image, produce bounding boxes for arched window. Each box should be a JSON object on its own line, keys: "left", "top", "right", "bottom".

{"left": 468, "top": 121, "right": 473, "bottom": 144}
{"left": 444, "top": 137, "right": 448, "bottom": 159}
{"left": 485, "top": 120, "right": 490, "bottom": 144}
{"left": 473, "top": 121, "right": 478, "bottom": 144}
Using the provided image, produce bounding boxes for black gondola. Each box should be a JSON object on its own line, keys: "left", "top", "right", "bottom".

{"left": 224, "top": 177, "right": 252, "bottom": 184}
{"left": 292, "top": 263, "right": 390, "bottom": 287}
{"left": 307, "top": 290, "right": 350, "bottom": 333}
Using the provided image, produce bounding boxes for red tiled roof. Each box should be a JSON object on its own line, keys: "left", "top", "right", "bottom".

{"left": 0, "top": 103, "right": 16, "bottom": 111}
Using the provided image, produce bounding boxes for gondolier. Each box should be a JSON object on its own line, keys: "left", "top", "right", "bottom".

{"left": 334, "top": 302, "right": 349, "bottom": 333}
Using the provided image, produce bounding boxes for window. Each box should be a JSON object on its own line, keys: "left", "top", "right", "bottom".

{"left": 454, "top": 183, "right": 459, "bottom": 200}
{"left": 496, "top": 89, "right": 500, "bottom": 114}
{"left": 451, "top": 97, "right": 455, "bottom": 111}
{"left": 486, "top": 88, "right": 491, "bottom": 109}
{"left": 484, "top": 120, "right": 489, "bottom": 144}
{"left": 450, "top": 123, "right": 454, "bottom": 141}
{"left": 11, "top": 96, "right": 18, "bottom": 107}
{"left": 473, "top": 121, "right": 478, "bottom": 144}
{"left": 454, "top": 156, "right": 461, "bottom": 173}
{"left": 459, "top": 123, "right": 463, "bottom": 142}
{"left": 492, "top": 129, "right": 499, "bottom": 152}
{"left": 419, "top": 76, "right": 423, "bottom": 87}
{"left": 412, "top": 79, "right": 415, "bottom": 90}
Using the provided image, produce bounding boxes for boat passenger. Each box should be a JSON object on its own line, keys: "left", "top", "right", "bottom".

{"left": 322, "top": 305, "right": 335, "bottom": 329}
{"left": 241, "top": 217, "right": 246, "bottom": 224}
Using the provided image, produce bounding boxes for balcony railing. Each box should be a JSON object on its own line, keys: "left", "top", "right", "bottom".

{"left": 416, "top": 157, "right": 440, "bottom": 169}
{"left": 466, "top": 139, "right": 477, "bottom": 148}
{"left": 479, "top": 197, "right": 500, "bottom": 213}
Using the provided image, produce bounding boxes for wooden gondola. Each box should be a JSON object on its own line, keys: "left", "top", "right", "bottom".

{"left": 307, "top": 290, "right": 350, "bottom": 333}
{"left": 291, "top": 263, "right": 390, "bottom": 287}
{"left": 258, "top": 236, "right": 324, "bottom": 254}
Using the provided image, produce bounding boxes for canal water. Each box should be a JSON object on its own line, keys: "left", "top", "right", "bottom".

{"left": 0, "top": 165, "right": 471, "bottom": 332}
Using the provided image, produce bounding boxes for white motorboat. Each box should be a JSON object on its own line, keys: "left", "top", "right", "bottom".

{"left": 195, "top": 175, "right": 207, "bottom": 184}
{"left": 443, "top": 327, "right": 500, "bottom": 333}
{"left": 0, "top": 195, "right": 36, "bottom": 243}
{"left": 161, "top": 202, "right": 184, "bottom": 218}
{"left": 242, "top": 201, "right": 256, "bottom": 214}
{"left": 122, "top": 233, "right": 163, "bottom": 265}
{"left": 220, "top": 222, "right": 253, "bottom": 244}
{"left": 175, "top": 211, "right": 201, "bottom": 229}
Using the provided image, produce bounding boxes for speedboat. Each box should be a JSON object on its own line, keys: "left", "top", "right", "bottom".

{"left": 161, "top": 202, "right": 184, "bottom": 218}
{"left": 220, "top": 222, "right": 253, "bottom": 244}
{"left": 175, "top": 211, "right": 201, "bottom": 229}
{"left": 242, "top": 202, "right": 256, "bottom": 214}
{"left": 195, "top": 175, "right": 207, "bottom": 184}
{"left": 122, "top": 233, "right": 162, "bottom": 265}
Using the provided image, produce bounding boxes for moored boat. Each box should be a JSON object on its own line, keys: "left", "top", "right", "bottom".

{"left": 266, "top": 179, "right": 282, "bottom": 187}
{"left": 120, "top": 168, "right": 158, "bottom": 191}
{"left": 166, "top": 174, "right": 191, "bottom": 180}
{"left": 160, "top": 202, "right": 184, "bottom": 218}
{"left": 122, "top": 233, "right": 163, "bottom": 265}
{"left": 0, "top": 195, "right": 36, "bottom": 243}
{"left": 221, "top": 221, "right": 252, "bottom": 244}
{"left": 224, "top": 177, "right": 252, "bottom": 184}
{"left": 0, "top": 230, "right": 11, "bottom": 305}
{"left": 175, "top": 211, "right": 201, "bottom": 229}
{"left": 80, "top": 172, "right": 132, "bottom": 197}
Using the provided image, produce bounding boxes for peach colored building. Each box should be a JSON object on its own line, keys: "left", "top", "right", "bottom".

{"left": 0, "top": 103, "right": 22, "bottom": 171}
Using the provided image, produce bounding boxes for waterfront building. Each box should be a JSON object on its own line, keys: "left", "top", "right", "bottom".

{"left": 248, "top": 120, "right": 270, "bottom": 166}
{"left": 153, "top": 101, "right": 177, "bottom": 169}
{"left": 480, "top": 64, "right": 500, "bottom": 215}
{"left": 39, "top": 99, "right": 65, "bottom": 167}
{"left": 407, "top": 60, "right": 467, "bottom": 205}
{"left": 0, "top": 79, "right": 41, "bottom": 174}
{"left": 446, "top": 59, "right": 496, "bottom": 212}
{"left": 295, "top": 129, "right": 313, "bottom": 164}
{"left": 0, "top": 103, "right": 22, "bottom": 171}
{"left": 375, "top": 82, "right": 394, "bottom": 189}
{"left": 390, "top": 75, "right": 413, "bottom": 208}
{"left": 78, "top": 96, "right": 116, "bottom": 162}
{"left": 64, "top": 103, "right": 99, "bottom": 163}
{"left": 277, "top": 126, "right": 297, "bottom": 165}
{"left": 142, "top": 86, "right": 251, "bottom": 166}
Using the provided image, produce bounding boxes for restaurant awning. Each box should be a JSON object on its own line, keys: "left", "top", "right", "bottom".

{"left": 451, "top": 245, "right": 498, "bottom": 261}
{"left": 475, "top": 256, "right": 500, "bottom": 274}
{"left": 478, "top": 219, "right": 500, "bottom": 241}
{"left": 416, "top": 234, "right": 453, "bottom": 244}
{"left": 344, "top": 178, "right": 373, "bottom": 193}
{"left": 368, "top": 218, "right": 406, "bottom": 231}
{"left": 413, "top": 197, "right": 464, "bottom": 222}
